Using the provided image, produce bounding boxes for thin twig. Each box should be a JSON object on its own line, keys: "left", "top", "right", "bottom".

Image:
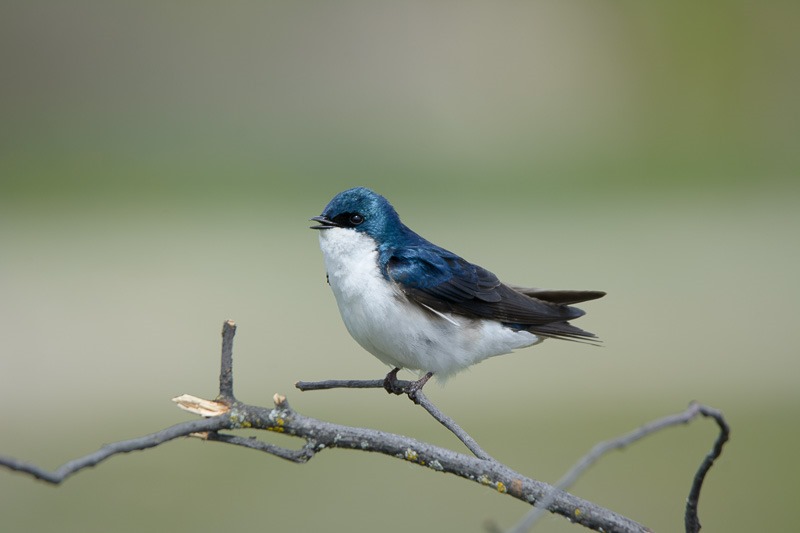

{"left": 505, "top": 401, "right": 729, "bottom": 533}
{"left": 414, "top": 390, "right": 497, "bottom": 462}
{"left": 296, "top": 378, "right": 384, "bottom": 390}
{"left": 0, "top": 417, "right": 229, "bottom": 484}
{"left": 218, "top": 319, "right": 236, "bottom": 402}
{"left": 296, "top": 378, "right": 496, "bottom": 462}
{"left": 205, "top": 432, "right": 316, "bottom": 463}
{"left": 685, "top": 403, "right": 729, "bottom": 533}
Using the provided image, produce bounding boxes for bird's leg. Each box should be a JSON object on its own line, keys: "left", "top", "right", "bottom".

{"left": 383, "top": 367, "right": 403, "bottom": 395}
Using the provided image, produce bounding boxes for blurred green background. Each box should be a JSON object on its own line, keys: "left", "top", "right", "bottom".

{"left": 1, "top": 2, "right": 798, "bottom": 532}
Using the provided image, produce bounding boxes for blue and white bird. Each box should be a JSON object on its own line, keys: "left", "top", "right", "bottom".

{"left": 311, "top": 187, "right": 604, "bottom": 397}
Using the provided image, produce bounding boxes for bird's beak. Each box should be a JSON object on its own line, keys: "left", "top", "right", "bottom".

{"left": 310, "top": 215, "right": 338, "bottom": 230}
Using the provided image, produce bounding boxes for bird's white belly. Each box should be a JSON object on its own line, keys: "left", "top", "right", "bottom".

{"left": 318, "top": 229, "right": 541, "bottom": 379}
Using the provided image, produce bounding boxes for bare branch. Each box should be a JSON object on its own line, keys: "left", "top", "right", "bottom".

{"left": 1, "top": 321, "right": 730, "bottom": 533}
{"left": 0, "top": 393, "right": 650, "bottom": 532}
{"left": 218, "top": 319, "right": 236, "bottom": 402}
{"left": 506, "top": 401, "right": 730, "bottom": 533}
{"left": 217, "top": 397, "right": 651, "bottom": 533}
{"left": 296, "top": 378, "right": 385, "bottom": 390}
{"left": 204, "top": 432, "right": 316, "bottom": 463}
{"left": 685, "top": 404, "right": 730, "bottom": 533}
{"left": 0, "top": 417, "right": 229, "bottom": 484}
{"left": 297, "top": 378, "right": 496, "bottom": 462}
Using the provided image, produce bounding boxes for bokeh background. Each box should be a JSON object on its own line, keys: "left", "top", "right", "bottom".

{"left": 2, "top": 2, "right": 798, "bottom": 532}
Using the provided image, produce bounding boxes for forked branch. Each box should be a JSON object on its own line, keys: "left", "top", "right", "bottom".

{"left": 0, "top": 321, "right": 728, "bottom": 533}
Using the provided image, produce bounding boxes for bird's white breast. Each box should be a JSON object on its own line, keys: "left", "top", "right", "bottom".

{"left": 317, "top": 228, "right": 541, "bottom": 380}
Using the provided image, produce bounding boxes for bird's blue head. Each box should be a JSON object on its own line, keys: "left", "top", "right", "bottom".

{"left": 311, "top": 187, "right": 406, "bottom": 244}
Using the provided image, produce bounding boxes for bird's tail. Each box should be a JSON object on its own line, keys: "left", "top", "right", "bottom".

{"left": 530, "top": 321, "right": 602, "bottom": 346}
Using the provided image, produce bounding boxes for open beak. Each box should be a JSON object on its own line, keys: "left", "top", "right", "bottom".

{"left": 310, "top": 215, "right": 338, "bottom": 230}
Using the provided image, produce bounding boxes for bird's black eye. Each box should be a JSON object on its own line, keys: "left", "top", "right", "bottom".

{"left": 331, "top": 211, "right": 365, "bottom": 228}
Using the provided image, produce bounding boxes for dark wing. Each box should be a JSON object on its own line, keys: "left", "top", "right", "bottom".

{"left": 384, "top": 246, "right": 601, "bottom": 341}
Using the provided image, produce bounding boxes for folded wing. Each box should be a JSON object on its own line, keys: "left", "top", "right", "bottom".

{"left": 384, "top": 246, "right": 604, "bottom": 342}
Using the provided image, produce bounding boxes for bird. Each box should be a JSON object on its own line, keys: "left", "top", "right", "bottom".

{"left": 311, "top": 187, "right": 605, "bottom": 399}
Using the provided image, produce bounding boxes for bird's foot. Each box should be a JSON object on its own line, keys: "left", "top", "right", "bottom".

{"left": 383, "top": 368, "right": 403, "bottom": 395}
{"left": 382, "top": 369, "right": 434, "bottom": 404}
{"left": 405, "top": 372, "right": 433, "bottom": 404}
